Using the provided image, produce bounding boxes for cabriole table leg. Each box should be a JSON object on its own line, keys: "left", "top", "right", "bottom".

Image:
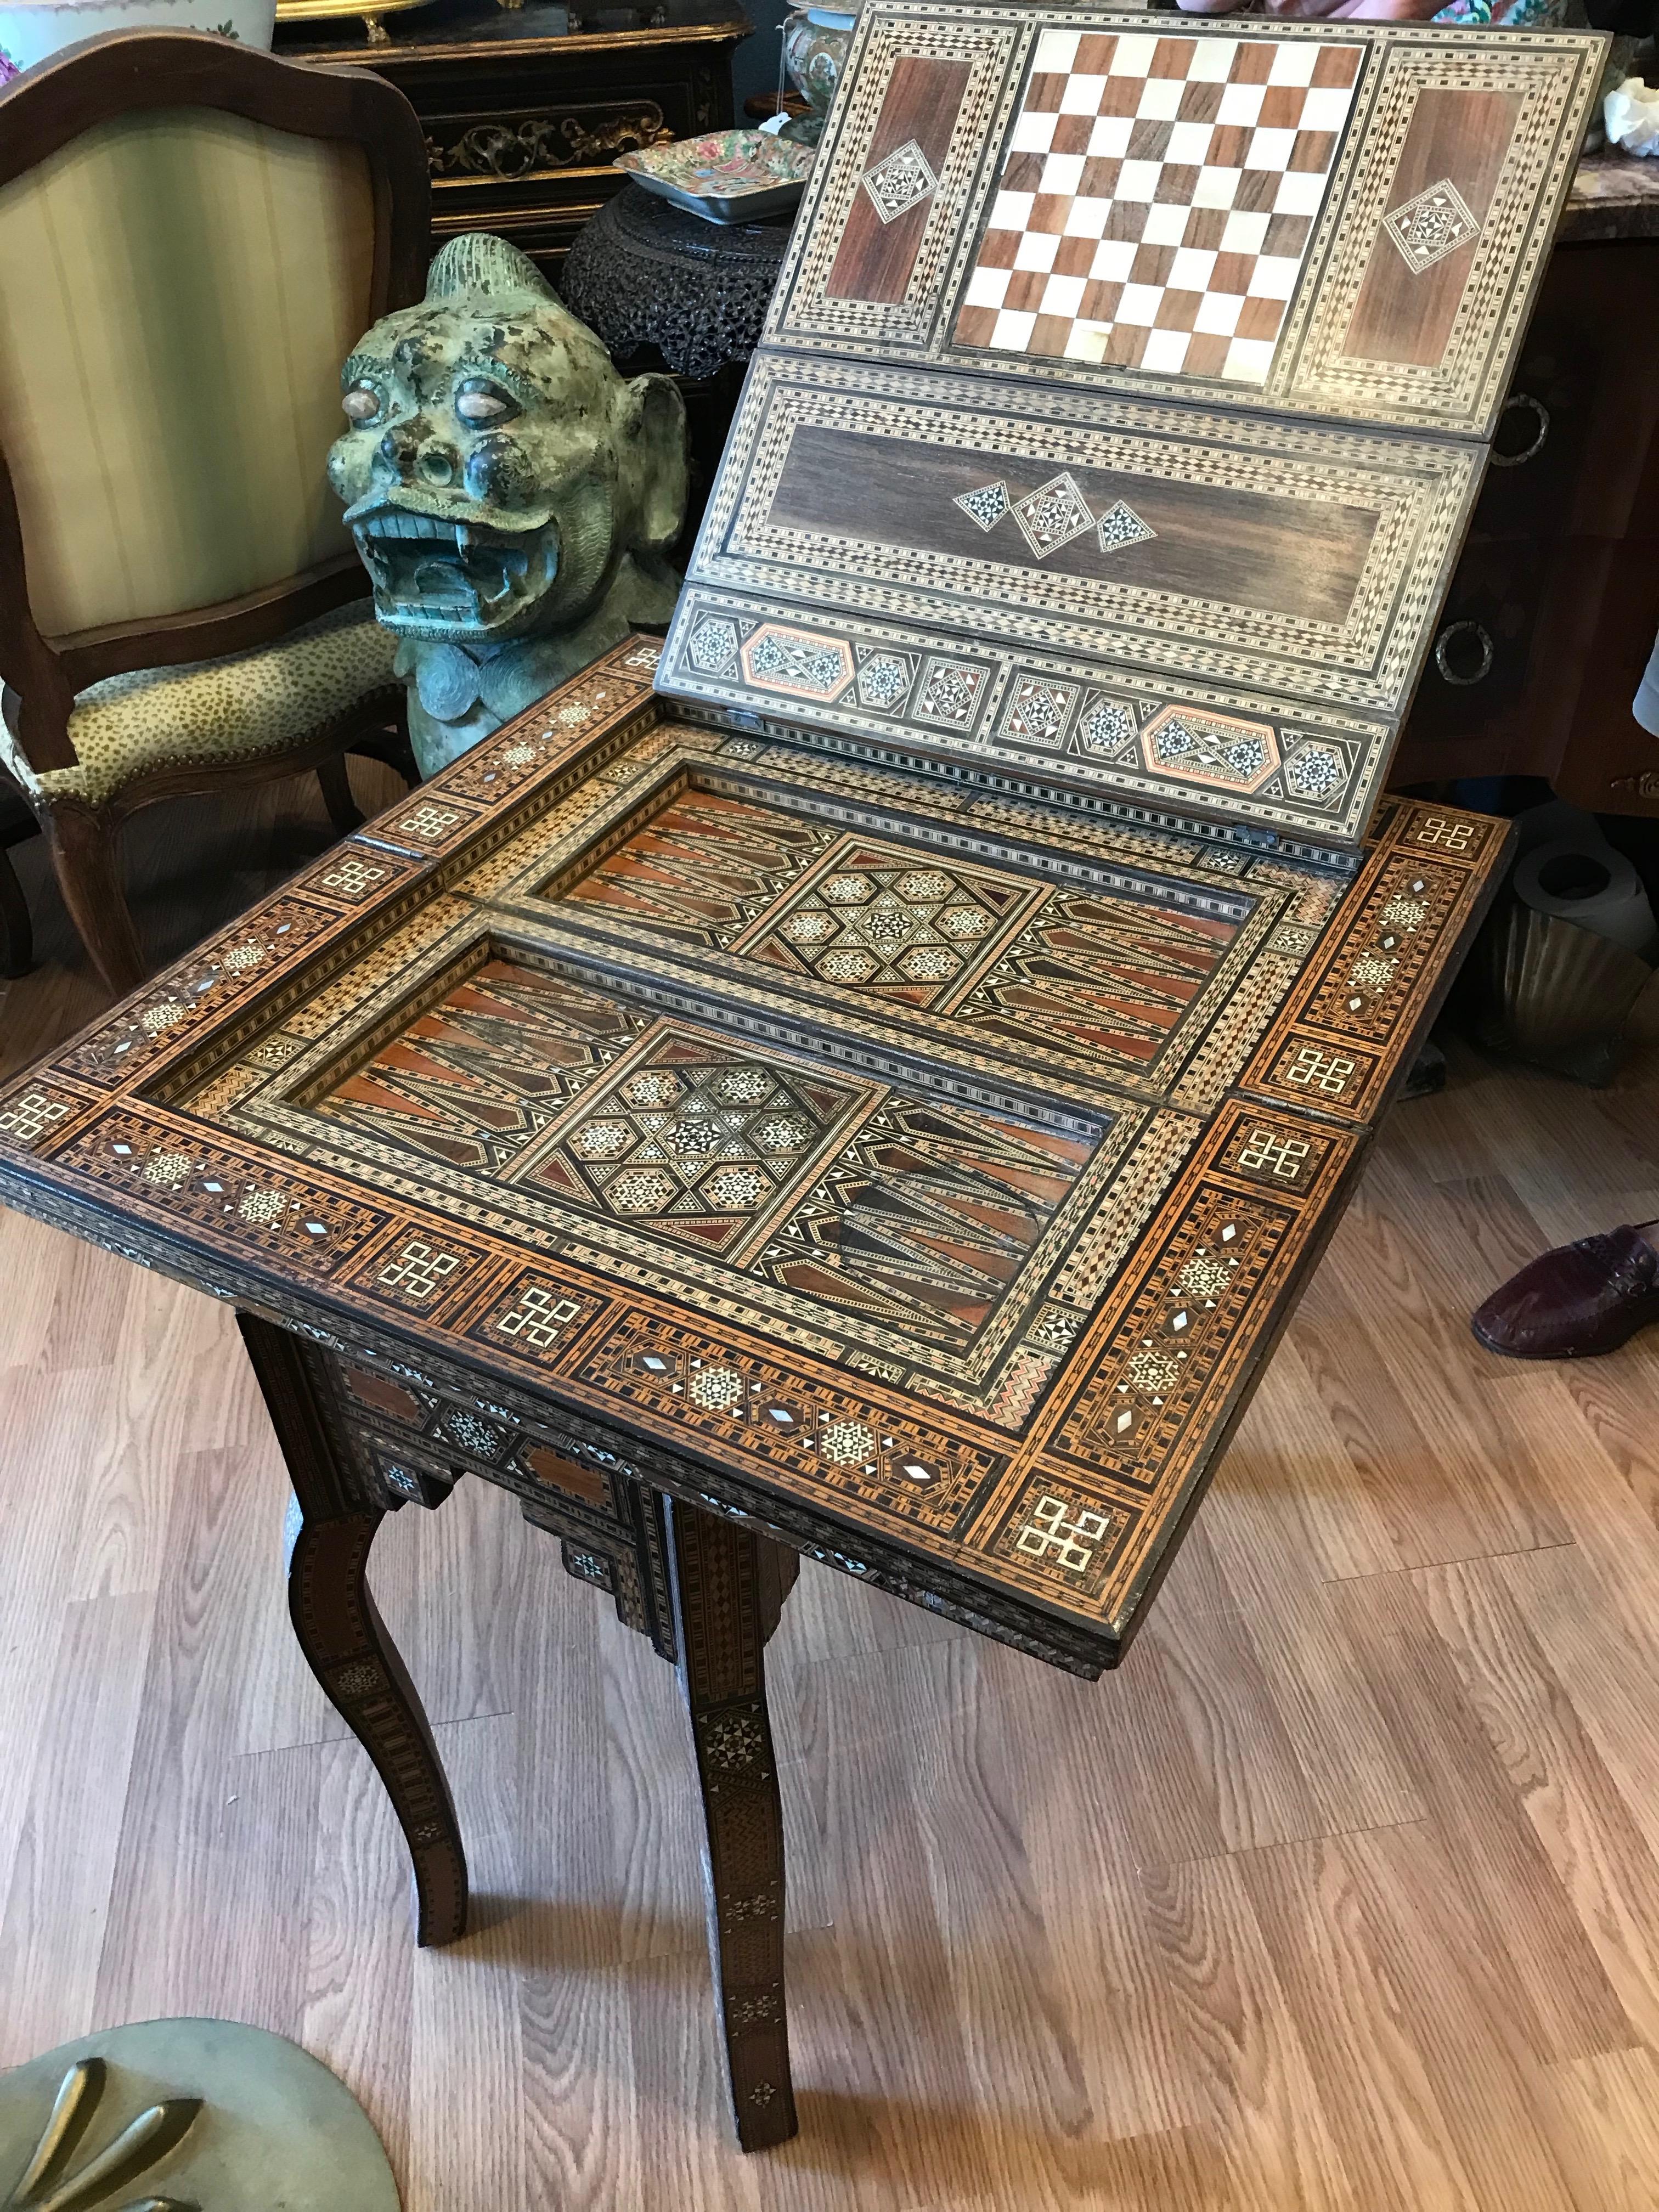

{"left": 238, "top": 1313, "right": 469, "bottom": 1947}
{"left": 663, "top": 1493, "right": 798, "bottom": 2151}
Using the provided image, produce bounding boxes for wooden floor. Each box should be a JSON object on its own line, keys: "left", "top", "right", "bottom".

{"left": 5, "top": 776, "right": 1659, "bottom": 2210}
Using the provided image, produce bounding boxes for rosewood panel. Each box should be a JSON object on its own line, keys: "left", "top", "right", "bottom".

{"left": 1340, "top": 87, "right": 1524, "bottom": 370}
{"left": 765, "top": 420, "right": 1379, "bottom": 624}
{"left": 826, "top": 54, "right": 973, "bottom": 304}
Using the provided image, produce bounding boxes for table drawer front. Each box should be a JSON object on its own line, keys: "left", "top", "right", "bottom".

{"left": 306, "top": 1344, "right": 678, "bottom": 1656}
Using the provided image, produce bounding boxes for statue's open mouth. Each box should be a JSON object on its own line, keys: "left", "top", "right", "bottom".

{"left": 349, "top": 506, "right": 559, "bottom": 636}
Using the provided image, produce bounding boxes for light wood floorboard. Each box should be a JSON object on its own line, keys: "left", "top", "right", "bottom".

{"left": 3, "top": 777, "right": 1659, "bottom": 2207}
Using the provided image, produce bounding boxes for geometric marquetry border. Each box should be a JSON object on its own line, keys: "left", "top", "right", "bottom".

{"left": 1240, "top": 800, "right": 1511, "bottom": 1125}
{"left": 0, "top": 1087, "right": 1362, "bottom": 1656}
{"left": 0, "top": 651, "right": 1510, "bottom": 1669}
{"left": 773, "top": 9, "right": 1020, "bottom": 349}
{"left": 964, "top": 1094, "right": 1362, "bottom": 1629}
{"left": 661, "top": 582, "right": 1393, "bottom": 853}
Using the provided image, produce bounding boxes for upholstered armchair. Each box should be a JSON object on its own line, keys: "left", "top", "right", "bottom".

{"left": 0, "top": 32, "right": 430, "bottom": 996}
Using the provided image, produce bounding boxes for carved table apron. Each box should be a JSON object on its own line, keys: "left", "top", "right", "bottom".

{"left": 0, "top": 640, "right": 1510, "bottom": 2148}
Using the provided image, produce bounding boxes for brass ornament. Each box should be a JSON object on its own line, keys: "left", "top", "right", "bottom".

{"left": 1, "top": 2022, "right": 400, "bottom": 2212}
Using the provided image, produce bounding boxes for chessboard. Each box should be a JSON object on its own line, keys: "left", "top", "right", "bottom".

{"left": 666, "top": 7, "right": 1603, "bottom": 825}
{"left": 953, "top": 27, "right": 1366, "bottom": 382}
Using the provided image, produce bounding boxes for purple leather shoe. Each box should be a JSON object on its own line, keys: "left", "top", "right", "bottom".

{"left": 1472, "top": 1226, "right": 1659, "bottom": 1360}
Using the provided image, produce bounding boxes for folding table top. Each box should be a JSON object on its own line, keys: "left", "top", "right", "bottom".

{"left": 0, "top": 649, "right": 1514, "bottom": 1669}
{"left": 658, "top": 6, "right": 1602, "bottom": 849}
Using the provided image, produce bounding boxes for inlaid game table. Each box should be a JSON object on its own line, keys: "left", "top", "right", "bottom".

{"left": 0, "top": 5, "right": 1603, "bottom": 2150}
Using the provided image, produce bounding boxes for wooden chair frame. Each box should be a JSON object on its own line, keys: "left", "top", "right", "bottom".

{"left": 0, "top": 31, "right": 431, "bottom": 996}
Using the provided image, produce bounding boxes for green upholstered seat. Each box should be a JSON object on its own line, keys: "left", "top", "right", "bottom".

{"left": 0, "top": 603, "right": 397, "bottom": 808}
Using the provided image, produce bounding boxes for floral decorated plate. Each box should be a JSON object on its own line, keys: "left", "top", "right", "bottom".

{"left": 616, "top": 128, "right": 815, "bottom": 225}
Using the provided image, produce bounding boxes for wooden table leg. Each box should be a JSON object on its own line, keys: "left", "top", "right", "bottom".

{"left": 663, "top": 1494, "right": 798, "bottom": 2152}
{"left": 237, "top": 1314, "right": 469, "bottom": 1947}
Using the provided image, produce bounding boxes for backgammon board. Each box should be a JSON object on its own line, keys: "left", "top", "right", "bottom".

{"left": 0, "top": 5, "right": 1602, "bottom": 2153}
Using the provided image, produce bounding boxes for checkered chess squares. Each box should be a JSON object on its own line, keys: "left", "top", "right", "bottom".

{"left": 955, "top": 29, "right": 1362, "bottom": 384}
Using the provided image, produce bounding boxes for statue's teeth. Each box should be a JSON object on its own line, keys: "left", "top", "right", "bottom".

{"left": 365, "top": 513, "right": 453, "bottom": 540}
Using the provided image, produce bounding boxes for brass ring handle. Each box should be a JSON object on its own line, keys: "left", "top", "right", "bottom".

{"left": 1434, "top": 620, "right": 1495, "bottom": 687}
{"left": 1490, "top": 392, "right": 1550, "bottom": 468}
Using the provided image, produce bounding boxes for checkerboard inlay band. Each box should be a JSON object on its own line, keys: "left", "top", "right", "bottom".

{"left": 955, "top": 30, "right": 1363, "bottom": 385}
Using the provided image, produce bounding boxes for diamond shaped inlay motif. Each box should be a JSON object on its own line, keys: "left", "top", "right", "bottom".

{"left": 861, "top": 138, "right": 938, "bottom": 224}
{"left": 733, "top": 836, "right": 1040, "bottom": 1010}
{"left": 504, "top": 1020, "right": 878, "bottom": 1262}
{"left": 954, "top": 479, "right": 1009, "bottom": 533}
{"left": 1011, "top": 473, "right": 1095, "bottom": 561}
{"left": 1096, "top": 500, "right": 1155, "bottom": 556}
{"left": 1383, "top": 178, "right": 1482, "bottom": 274}
{"left": 999, "top": 678, "right": 1075, "bottom": 749}
{"left": 914, "top": 659, "right": 988, "bottom": 729}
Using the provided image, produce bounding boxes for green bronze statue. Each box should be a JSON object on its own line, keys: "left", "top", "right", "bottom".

{"left": 329, "top": 233, "right": 687, "bottom": 776}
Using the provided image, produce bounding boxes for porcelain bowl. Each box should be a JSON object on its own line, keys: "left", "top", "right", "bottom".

{"left": 0, "top": 0, "right": 275, "bottom": 78}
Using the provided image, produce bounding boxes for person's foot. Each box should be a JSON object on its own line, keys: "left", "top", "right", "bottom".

{"left": 1472, "top": 1223, "right": 1659, "bottom": 1360}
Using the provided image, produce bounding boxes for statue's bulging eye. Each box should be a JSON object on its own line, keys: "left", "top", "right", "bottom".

{"left": 342, "top": 385, "right": 382, "bottom": 424}
{"left": 455, "top": 380, "right": 519, "bottom": 426}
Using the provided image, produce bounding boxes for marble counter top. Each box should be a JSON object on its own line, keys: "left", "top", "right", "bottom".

{"left": 1562, "top": 147, "right": 1659, "bottom": 243}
